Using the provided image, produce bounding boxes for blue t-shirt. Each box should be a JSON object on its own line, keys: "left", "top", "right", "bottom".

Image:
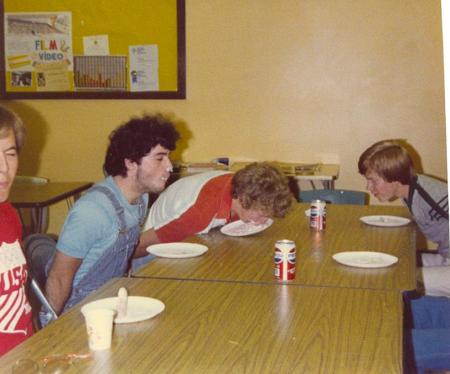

{"left": 56, "top": 176, "right": 148, "bottom": 286}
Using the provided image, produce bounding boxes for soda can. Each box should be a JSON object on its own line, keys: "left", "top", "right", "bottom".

{"left": 274, "top": 239, "right": 296, "bottom": 281}
{"left": 310, "top": 199, "right": 326, "bottom": 230}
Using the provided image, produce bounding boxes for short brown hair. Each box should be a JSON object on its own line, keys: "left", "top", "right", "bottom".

{"left": 0, "top": 106, "right": 25, "bottom": 152}
{"left": 232, "top": 162, "right": 293, "bottom": 217}
{"left": 358, "top": 140, "right": 415, "bottom": 185}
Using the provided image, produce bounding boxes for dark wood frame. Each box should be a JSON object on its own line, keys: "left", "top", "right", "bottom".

{"left": 0, "top": 0, "right": 186, "bottom": 99}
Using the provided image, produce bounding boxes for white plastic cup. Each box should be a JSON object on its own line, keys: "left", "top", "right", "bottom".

{"left": 82, "top": 308, "right": 115, "bottom": 350}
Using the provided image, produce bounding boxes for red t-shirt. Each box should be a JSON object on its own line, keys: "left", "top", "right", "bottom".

{"left": 0, "top": 201, "right": 33, "bottom": 356}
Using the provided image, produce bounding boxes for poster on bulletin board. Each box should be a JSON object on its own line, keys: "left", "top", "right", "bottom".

{"left": 0, "top": 0, "right": 185, "bottom": 99}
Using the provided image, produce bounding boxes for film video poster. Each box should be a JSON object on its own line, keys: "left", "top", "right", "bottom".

{"left": 74, "top": 56, "right": 127, "bottom": 90}
{"left": 4, "top": 12, "right": 73, "bottom": 91}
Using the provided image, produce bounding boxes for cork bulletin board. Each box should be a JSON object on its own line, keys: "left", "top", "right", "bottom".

{"left": 0, "top": 0, "right": 185, "bottom": 99}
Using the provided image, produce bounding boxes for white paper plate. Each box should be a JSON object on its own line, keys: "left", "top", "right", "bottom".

{"left": 220, "top": 219, "right": 273, "bottom": 237}
{"left": 332, "top": 251, "right": 398, "bottom": 268}
{"left": 146, "top": 242, "right": 208, "bottom": 258}
{"left": 81, "top": 296, "right": 165, "bottom": 324}
{"left": 360, "top": 215, "right": 411, "bottom": 227}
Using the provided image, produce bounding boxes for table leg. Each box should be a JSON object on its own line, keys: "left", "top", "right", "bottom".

{"left": 322, "top": 180, "right": 335, "bottom": 190}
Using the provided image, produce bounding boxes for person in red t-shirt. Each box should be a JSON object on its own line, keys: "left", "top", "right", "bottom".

{"left": 0, "top": 106, "right": 33, "bottom": 356}
{"left": 135, "top": 162, "right": 294, "bottom": 259}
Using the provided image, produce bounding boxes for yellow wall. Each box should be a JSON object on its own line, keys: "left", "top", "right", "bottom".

{"left": 2, "top": 0, "right": 447, "bottom": 234}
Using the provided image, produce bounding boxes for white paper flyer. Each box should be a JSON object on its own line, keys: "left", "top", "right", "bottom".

{"left": 129, "top": 45, "right": 159, "bottom": 92}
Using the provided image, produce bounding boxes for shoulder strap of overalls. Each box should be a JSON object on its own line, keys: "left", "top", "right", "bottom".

{"left": 407, "top": 176, "right": 449, "bottom": 220}
{"left": 89, "top": 185, "right": 128, "bottom": 231}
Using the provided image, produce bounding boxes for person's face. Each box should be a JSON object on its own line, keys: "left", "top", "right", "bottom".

{"left": 364, "top": 170, "right": 402, "bottom": 202}
{"left": 132, "top": 145, "right": 173, "bottom": 194}
{"left": 232, "top": 199, "right": 271, "bottom": 224}
{"left": 0, "top": 130, "right": 19, "bottom": 203}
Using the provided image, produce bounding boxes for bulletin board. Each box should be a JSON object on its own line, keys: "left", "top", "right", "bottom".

{"left": 0, "top": 0, "right": 185, "bottom": 99}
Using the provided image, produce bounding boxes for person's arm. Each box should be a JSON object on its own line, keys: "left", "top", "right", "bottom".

{"left": 134, "top": 228, "right": 161, "bottom": 258}
{"left": 45, "top": 250, "right": 82, "bottom": 315}
{"left": 136, "top": 174, "right": 231, "bottom": 254}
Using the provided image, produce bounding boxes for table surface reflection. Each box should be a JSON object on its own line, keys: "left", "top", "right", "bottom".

{"left": 0, "top": 277, "right": 403, "bottom": 373}
{"left": 136, "top": 203, "right": 416, "bottom": 291}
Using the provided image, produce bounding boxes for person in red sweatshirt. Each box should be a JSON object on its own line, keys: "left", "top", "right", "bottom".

{"left": 0, "top": 106, "right": 33, "bottom": 356}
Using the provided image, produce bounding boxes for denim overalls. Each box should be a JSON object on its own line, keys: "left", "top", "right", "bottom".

{"left": 63, "top": 185, "right": 146, "bottom": 311}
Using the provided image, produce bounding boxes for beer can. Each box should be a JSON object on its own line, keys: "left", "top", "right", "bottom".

{"left": 274, "top": 239, "right": 296, "bottom": 281}
{"left": 310, "top": 199, "right": 326, "bottom": 230}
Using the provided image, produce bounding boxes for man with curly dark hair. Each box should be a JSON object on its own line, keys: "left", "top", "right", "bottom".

{"left": 37, "top": 114, "right": 179, "bottom": 325}
{"left": 134, "top": 162, "right": 293, "bottom": 262}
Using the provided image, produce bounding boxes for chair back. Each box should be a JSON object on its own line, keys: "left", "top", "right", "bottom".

{"left": 299, "top": 189, "right": 367, "bottom": 205}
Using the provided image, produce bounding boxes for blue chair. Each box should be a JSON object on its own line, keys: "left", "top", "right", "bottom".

{"left": 298, "top": 189, "right": 367, "bottom": 205}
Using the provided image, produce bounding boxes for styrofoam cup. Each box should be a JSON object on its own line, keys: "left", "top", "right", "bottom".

{"left": 82, "top": 308, "right": 115, "bottom": 350}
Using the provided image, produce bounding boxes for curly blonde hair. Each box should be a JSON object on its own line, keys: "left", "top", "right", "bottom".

{"left": 232, "top": 162, "right": 293, "bottom": 217}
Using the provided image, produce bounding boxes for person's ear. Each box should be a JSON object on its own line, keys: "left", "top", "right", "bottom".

{"left": 124, "top": 158, "right": 138, "bottom": 173}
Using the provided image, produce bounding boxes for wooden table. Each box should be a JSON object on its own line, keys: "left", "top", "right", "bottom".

{"left": 10, "top": 181, "right": 93, "bottom": 233}
{"left": 135, "top": 203, "right": 416, "bottom": 291}
{"left": 0, "top": 277, "right": 403, "bottom": 373}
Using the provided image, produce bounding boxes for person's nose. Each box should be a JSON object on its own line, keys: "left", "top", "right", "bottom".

{"left": 165, "top": 158, "right": 173, "bottom": 172}
{"left": 0, "top": 153, "right": 8, "bottom": 174}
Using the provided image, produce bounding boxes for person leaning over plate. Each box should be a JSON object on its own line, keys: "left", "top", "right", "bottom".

{"left": 133, "top": 162, "right": 294, "bottom": 269}
{"left": 358, "top": 140, "right": 450, "bottom": 374}
{"left": 358, "top": 139, "right": 449, "bottom": 296}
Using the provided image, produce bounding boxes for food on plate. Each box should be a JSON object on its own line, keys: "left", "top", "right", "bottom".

{"left": 117, "top": 287, "right": 128, "bottom": 319}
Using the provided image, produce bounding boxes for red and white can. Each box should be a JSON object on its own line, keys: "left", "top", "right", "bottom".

{"left": 274, "top": 239, "right": 296, "bottom": 281}
{"left": 310, "top": 199, "right": 326, "bottom": 230}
